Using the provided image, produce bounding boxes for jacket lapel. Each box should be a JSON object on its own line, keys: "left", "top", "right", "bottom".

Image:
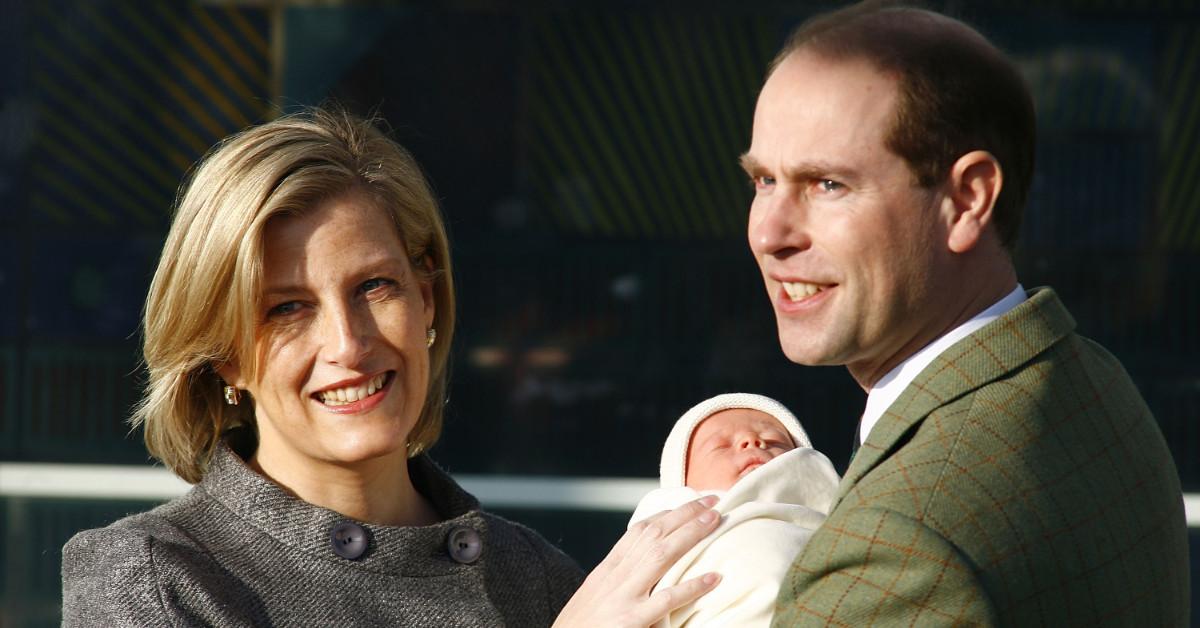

{"left": 831, "top": 287, "right": 1077, "bottom": 508}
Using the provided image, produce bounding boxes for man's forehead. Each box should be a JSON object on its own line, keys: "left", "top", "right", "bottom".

{"left": 764, "top": 53, "right": 895, "bottom": 110}
{"left": 769, "top": 47, "right": 895, "bottom": 85}
{"left": 746, "top": 50, "right": 899, "bottom": 162}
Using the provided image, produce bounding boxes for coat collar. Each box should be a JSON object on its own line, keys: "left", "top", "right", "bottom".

{"left": 832, "top": 287, "right": 1076, "bottom": 508}
{"left": 197, "top": 439, "right": 485, "bottom": 575}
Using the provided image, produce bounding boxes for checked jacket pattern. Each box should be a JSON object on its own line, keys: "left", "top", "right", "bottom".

{"left": 772, "top": 288, "right": 1190, "bottom": 627}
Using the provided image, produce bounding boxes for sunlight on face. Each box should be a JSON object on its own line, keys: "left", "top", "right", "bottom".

{"left": 745, "top": 51, "right": 949, "bottom": 386}
{"left": 238, "top": 192, "right": 435, "bottom": 480}
{"left": 685, "top": 409, "right": 795, "bottom": 491}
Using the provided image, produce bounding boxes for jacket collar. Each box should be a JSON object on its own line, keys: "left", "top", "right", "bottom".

{"left": 198, "top": 439, "right": 485, "bottom": 575}
{"left": 833, "top": 287, "right": 1076, "bottom": 508}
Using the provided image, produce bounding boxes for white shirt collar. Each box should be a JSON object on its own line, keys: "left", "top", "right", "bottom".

{"left": 858, "top": 284, "right": 1027, "bottom": 446}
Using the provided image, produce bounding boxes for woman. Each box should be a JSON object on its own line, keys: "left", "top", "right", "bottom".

{"left": 61, "top": 109, "right": 718, "bottom": 626}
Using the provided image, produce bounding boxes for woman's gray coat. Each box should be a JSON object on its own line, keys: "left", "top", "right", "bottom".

{"left": 61, "top": 442, "right": 584, "bottom": 626}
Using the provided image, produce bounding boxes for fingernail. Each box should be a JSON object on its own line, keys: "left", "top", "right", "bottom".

{"left": 702, "top": 572, "right": 721, "bottom": 586}
{"left": 698, "top": 509, "right": 717, "bottom": 524}
{"left": 698, "top": 495, "right": 719, "bottom": 507}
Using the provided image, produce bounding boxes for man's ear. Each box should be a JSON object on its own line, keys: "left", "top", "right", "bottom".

{"left": 942, "top": 150, "right": 1003, "bottom": 254}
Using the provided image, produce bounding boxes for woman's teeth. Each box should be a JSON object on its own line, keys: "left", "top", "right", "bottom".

{"left": 782, "top": 281, "right": 826, "bottom": 300}
{"left": 319, "top": 373, "right": 388, "bottom": 405}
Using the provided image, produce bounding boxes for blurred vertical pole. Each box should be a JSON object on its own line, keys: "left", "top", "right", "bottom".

{"left": 3, "top": 497, "right": 29, "bottom": 624}
{"left": 7, "top": 0, "right": 30, "bottom": 467}
{"left": 271, "top": 0, "right": 285, "bottom": 115}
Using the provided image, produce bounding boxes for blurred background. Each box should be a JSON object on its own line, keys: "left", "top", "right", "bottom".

{"left": 1, "top": 0, "right": 1197, "bottom": 624}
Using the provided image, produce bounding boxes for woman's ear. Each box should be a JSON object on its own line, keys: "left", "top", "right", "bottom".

{"left": 943, "top": 150, "right": 1003, "bottom": 254}
{"left": 419, "top": 255, "right": 436, "bottom": 329}
{"left": 216, "top": 362, "right": 245, "bottom": 390}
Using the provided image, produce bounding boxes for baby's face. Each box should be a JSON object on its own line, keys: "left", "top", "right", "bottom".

{"left": 684, "top": 409, "right": 796, "bottom": 490}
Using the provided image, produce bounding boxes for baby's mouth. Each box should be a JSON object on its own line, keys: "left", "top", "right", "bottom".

{"left": 314, "top": 372, "right": 392, "bottom": 406}
{"left": 738, "top": 457, "right": 768, "bottom": 477}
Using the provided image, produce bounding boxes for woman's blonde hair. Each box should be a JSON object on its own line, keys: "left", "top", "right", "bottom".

{"left": 133, "top": 108, "right": 455, "bottom": 484}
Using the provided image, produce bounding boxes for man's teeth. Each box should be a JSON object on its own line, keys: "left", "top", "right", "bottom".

{"left": 319, "top": 373, "right": 388, "bottom": 405}
{"left": 782, "top": 281, "right": 826, "bottom": 300}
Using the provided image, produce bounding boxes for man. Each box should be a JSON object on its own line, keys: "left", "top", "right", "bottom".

{"left": 740, "top": 3, "right": 1190, "bottom": 625}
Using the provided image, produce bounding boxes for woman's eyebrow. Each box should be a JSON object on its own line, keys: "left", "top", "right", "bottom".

{"left": 262, "top": 284, "right": 306, "bottom": 299}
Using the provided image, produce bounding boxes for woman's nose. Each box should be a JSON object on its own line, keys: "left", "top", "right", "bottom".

{"left": 321, "top": 305, "right": 371, "bottom": 367}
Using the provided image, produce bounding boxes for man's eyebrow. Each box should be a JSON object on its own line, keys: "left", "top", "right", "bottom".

{"left": 739, "top": 155, "right": 860, "bottom": 182}
{"left": 738, "top": 153, "right": 762, "bottom": 175}
{"left": 785, "top": 161, "right": 858, "bottom": 181}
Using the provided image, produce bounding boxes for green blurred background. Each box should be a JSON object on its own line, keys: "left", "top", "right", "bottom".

{"left": 1, "top": 0, "right": 1197, "bottom": 624}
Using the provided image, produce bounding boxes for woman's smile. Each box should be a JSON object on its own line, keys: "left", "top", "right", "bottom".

{"left": 312, "top": 370, "right": 395, "bottom": 413}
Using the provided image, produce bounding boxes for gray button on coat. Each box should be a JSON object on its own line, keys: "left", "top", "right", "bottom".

{"left": 61, "top": 442, "right": 584, "bottom": 626}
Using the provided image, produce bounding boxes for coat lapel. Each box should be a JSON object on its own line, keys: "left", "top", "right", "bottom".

{"left": 831, "top": 287, "right": 1077, "bottom": 508}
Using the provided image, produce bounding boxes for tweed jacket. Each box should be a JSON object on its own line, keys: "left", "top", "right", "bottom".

{"left": 773, "top": 288, "right": 1190, "bottom": 626}
{"left": 62, "top": 442, "right": 584, "bottom": 627}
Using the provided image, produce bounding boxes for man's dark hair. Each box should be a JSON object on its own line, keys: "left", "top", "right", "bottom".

{"left": 770, "top": 2, "right": 1035, "bottom": 250}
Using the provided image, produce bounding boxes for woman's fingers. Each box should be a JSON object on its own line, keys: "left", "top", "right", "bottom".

{"left": 637, "top": 572, "right": 723, "bottom": 626}
{"left": 553, "top": 496, "right": 723, "bottom": 628}
{"left": 614, "top": 496, "right": 720, "bottom": 584}
{"left": 594, "top": 507, "right": 669, "bottom": 572}
{"left": 595, "top": 495, "right": 718, "bottom": 582}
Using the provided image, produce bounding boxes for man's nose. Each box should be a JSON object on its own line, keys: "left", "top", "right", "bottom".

{"left": 749, "top": 194, "right": 810, "bottom": 257}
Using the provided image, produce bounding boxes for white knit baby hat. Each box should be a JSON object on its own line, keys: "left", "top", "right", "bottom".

{"left": 659, "top": 393, "right": 812, "bottom": 488}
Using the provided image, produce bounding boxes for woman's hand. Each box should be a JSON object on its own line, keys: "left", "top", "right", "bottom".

{"left": 553, "top": 496, "right": 722, "bottom": 628}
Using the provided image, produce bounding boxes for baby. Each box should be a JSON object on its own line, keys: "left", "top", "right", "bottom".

{"left": 630, "top": 393, "right": 840, "bottom": 628}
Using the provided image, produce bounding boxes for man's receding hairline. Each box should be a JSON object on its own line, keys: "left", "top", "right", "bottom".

{"left": 767, "top": 5, "right": 994, "bottom": 80}
{"left": 767, "top": 47, "right": 899, "bottom": 85}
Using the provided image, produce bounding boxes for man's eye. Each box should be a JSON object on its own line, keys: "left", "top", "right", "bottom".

{"left": 749, "top": 175, "right": 775, "bottom": 190}
{"left": 819, "top": 179, "right": 844, "bottom": 192}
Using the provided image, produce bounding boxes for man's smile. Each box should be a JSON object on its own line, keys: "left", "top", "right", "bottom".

{"left": 781, "top": 281, "right": 829, "bottom": 300}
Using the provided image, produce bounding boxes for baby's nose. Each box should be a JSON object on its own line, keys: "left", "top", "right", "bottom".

{"left": 738, "top": 435, "right": 766, "bottom": 449}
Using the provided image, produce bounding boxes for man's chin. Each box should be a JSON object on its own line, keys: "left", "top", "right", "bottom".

{"left": 777, "top": 335, "right": 840, "bottom": 367}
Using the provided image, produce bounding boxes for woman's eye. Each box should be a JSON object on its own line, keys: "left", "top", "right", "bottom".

{"left": 267, "top": 301, "right": 301, "bottom": 318}
{"left": 361, "top": 277, "right": 393, "bottom": 293}
{"left": 360, "top": 277, "right": 399, "bottom": 301}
